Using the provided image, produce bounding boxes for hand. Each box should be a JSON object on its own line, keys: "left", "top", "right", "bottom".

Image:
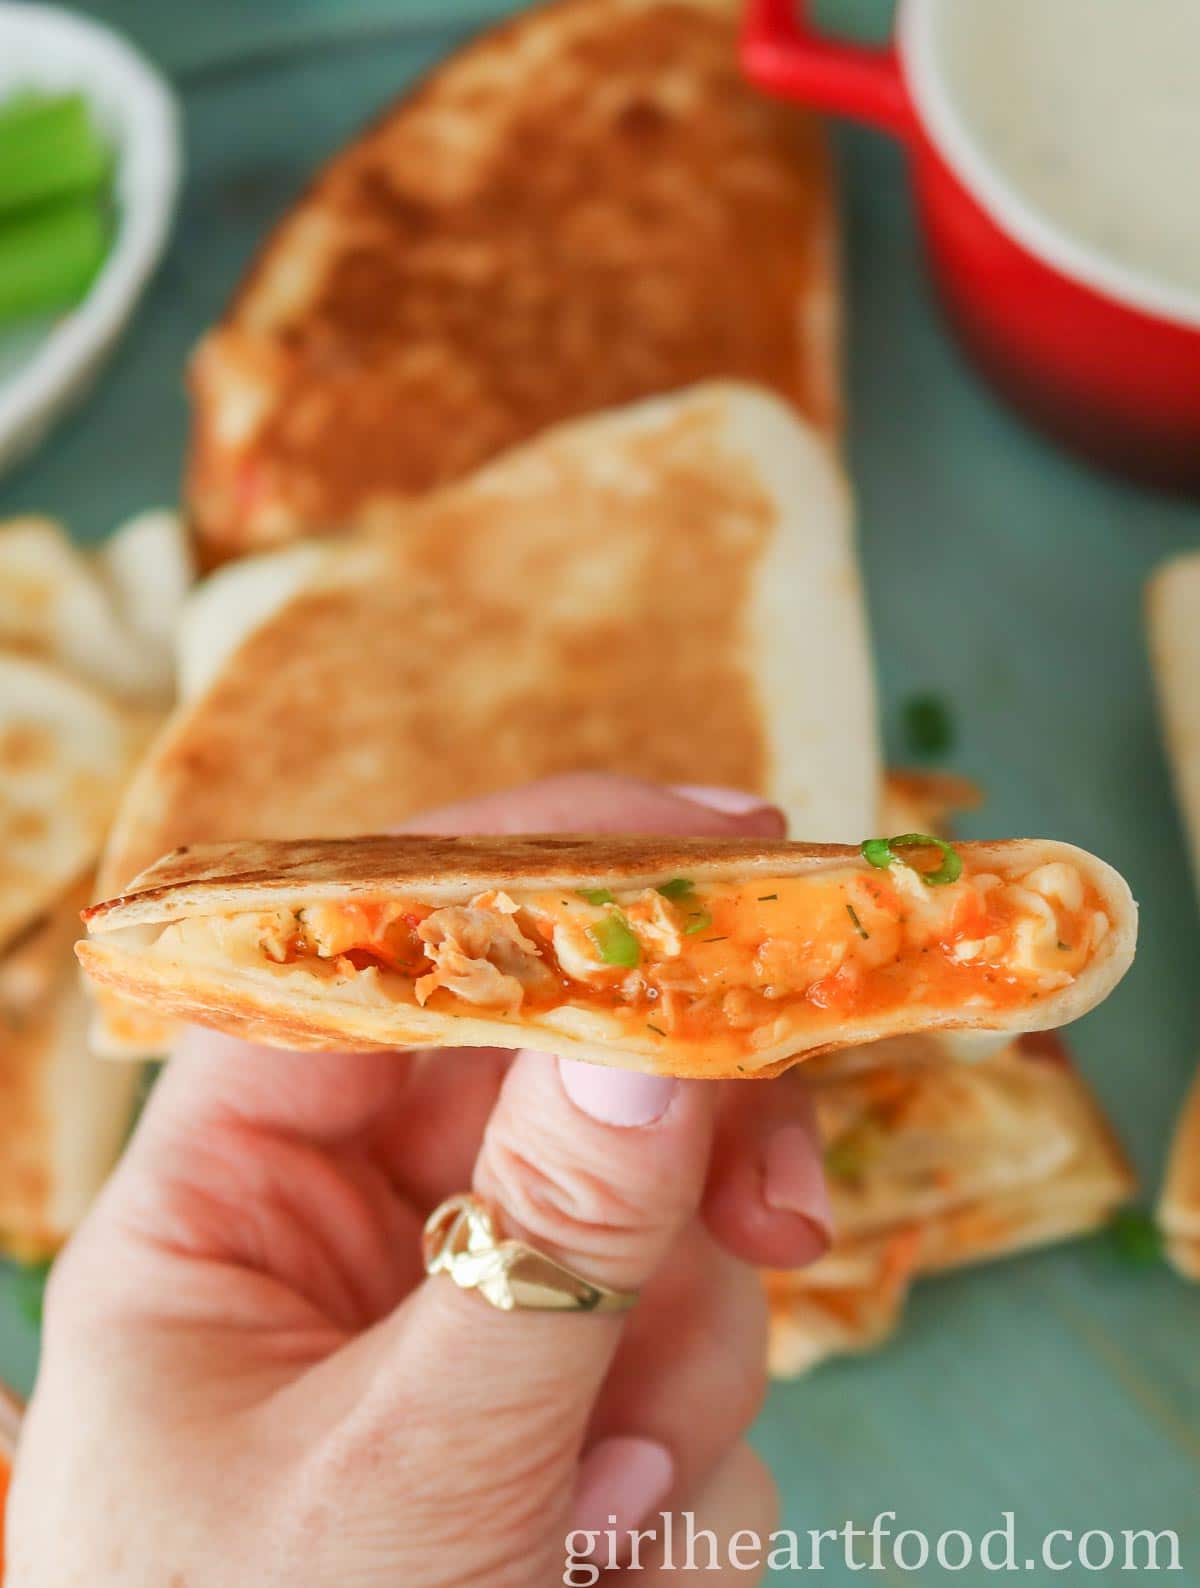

{"left": 8, "top": 776, "right": 831, "bottom": 1587}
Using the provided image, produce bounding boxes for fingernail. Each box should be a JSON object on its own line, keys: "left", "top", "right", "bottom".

{"left": 671, "top": 783, "right": 777, "bottom": 816}
{"left": 571, "top": 1436, "right": 675, "bottom": 1558}
{"left": 763, "top": 1122, "right": 834, "bottom": 1244}
{"left": 559, "top": 1058, "right": 678, "bottom": 1127}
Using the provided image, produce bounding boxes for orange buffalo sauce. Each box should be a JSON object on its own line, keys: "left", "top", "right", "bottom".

{"left": 252, "top": 854, "right": 1109, "bottom": 1067}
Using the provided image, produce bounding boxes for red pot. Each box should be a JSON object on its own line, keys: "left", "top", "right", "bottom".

{"left": 742, "top": 0, "right": 1200, "bottom": 490}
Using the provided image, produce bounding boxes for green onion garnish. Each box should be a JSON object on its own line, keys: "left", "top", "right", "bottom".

{"left": 860, "top": 833, "right": 962, "bottom": 887}
{"left": 577, "top": 887, "right": 614, "bottom": 906}
{"left": 846, "top": 903, "right": 869, "bottom": 939}
{"left": 656, "top": 877, "right": 694, "bottom": 901}
{"left": 824, "top": 1137, "right": 867, "bottom": 1182}
{"left": 902, "top": 692, "right": 955, "bottom": 759}
{"left": 757, "top": 893, "right": 778, "bottom": 901}
{"left": 587, "top": 912, "right": 641, "bottom": 967}
{"left": 1108, "top": 1209, "right": 1163, "bottom": 1266}
{"left": 684, "top": 909, "right": 713, "bottom": 935}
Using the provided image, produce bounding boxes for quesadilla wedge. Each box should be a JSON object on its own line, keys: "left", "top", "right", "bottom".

{"left": 1146, "top": 552, "right": 1200, "bottom": 1279}
{"left": 765, "top": 1234, "right": 916, "bottom": 1377}
{"left": 815, "top": 1050, "right": 1089, "bottom": 1240}
{"left": 79, "top": 833, "right": 1135, "bottom": 1078}
{"left": 187, "top": 0, "right": 837, "bottom": 563}
{"left": 0, "top": 513, "right": 191, "bottom": 709}
{"left": 1159, "top": 1070, "right": 1200, "bottom": 1280}
{"left": 101, "top": 383, "right": 879, "bottom": 896}
{"left": 0, "top": 654, "right": 146, "bottom": 956}
{"left": 766, "top": 1034, "right": 1135, "bottom": 1373}
{"left": 1, "top": 880, "right": 141, "bottom": 1259}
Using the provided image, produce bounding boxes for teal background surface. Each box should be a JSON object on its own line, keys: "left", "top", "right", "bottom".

{"left": 2, "top": 0, "right": 1199, "bottom": 1578}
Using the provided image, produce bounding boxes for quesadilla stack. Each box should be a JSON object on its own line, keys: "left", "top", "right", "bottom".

{"left": 767, "top": 1034, "right": 1135, "bottom": 1375}
{"left": 186, "top": 0, "right": 838, "bottom": 564}
{"left": 79, "top": 831, "right": 1134, "bottom": 1077}
{"left": 1147, "top": 552, "right": 1200, "bottom": 1276}
{"left": 0, "top": 512, "right": 192, "bottom": 1257}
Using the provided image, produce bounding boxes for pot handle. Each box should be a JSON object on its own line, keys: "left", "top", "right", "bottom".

{"left": 741, "top": 0, "right": 914, "bottom": 139}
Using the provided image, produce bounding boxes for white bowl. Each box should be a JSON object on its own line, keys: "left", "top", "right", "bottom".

{"left": 0, "top": 4, "right": 181, "bottom": 475}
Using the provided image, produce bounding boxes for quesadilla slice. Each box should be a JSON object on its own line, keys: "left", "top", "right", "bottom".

{"left": 1146, "top": 552, "right": 1200, "bottom": 1279}
{"left": 815, "top": 1053, "right": 1083, "bottom": 1240}
{"left": 765, "top": 1234, "right": 917, "bottom": 1377}
{"left": 79, "top": 833, "right": 1135, "bottom": 1078}
{"left": 0, "top": 513, "right": 191, "bottom": 709}
{"left": 0, "top": 655, "right": 146, "bottom": 956}
{"left": 187, "top": 0, "right": 838, "bottom": 563}
{"left": 1, "top": 880, "right": 141, "bottom": 1259}
{"left": 1159, "top": 1070, "right": 1200, "bottom": 1279}
{"left": 766, "top": 1034, "right": 1135, "bottom": 1373}
{"left": 98, "top": 385, "right": 881, "bottom": 1056}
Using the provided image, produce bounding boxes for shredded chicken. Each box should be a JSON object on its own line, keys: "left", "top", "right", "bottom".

{"left": 414, "top": 904, "right": 553, "bottom": 1014}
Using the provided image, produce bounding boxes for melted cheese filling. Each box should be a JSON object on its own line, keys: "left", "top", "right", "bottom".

{"left": 147, "top": 858, "right": 1109, "bottom": 1059}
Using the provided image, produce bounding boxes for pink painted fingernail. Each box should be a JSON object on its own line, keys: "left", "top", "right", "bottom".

{"left": 671, "top": 783, "right": 777, "bottom": 816}
{"left": 559, "top": 1058, "right": 678, "bottom": 1127}
{"left": 570, "top": 1436, "right": 675, "bottom": 1561}
{"left": 763, "top": 1122, "right": 834, "bottom": 1244}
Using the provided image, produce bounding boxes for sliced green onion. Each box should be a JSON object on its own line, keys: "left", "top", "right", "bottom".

{"left": 577, "top": 887, "right": 614, "bottom": 906}
{"left": 1108, "top": 1209, "right": 1163, "bottom": 1266}
{"left": 0, "top": 196, "right": 108, "bottom": 324}
{"left": 903, "top": 692, "right": 955, "bottom": 759}
{"left": 861, "top": 837, "right": 895, "bottom": 870}
{"left": 683, "top": 909, "right": 713, "bottom": 936}
{"left": 587, "top": 912, "right": 640, "bottom": 967}
{"left": 0, "top": 92, "right": 111, "bottom": 218}
{"left": 824, "top": 1136, "right": 867, "bottom": 1182}
{"left": 860, "top": 832, "right": 962, "bottom": 887}
{"left": 656, "top": 877, "right": 694, "bottom": 901}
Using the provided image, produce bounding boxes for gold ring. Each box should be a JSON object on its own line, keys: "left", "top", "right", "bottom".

{"left": 422, "top": 1193, "right": 639, "bottom": 1314}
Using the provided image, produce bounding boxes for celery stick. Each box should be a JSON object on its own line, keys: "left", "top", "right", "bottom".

{"left": 0, "top": 92, "right": 111, "bottom": 218}
{"left": 0, "top": 197, "right": 108, "bottom": 324}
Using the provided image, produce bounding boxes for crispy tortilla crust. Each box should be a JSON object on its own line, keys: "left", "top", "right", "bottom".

{"left": 766, "top": 1034, "right": 1135, "bottom": 1373}
{"left": 186, "top": 0, "right": 838, "bottom": 561}
{"left": 78, "top": 834, "right": 1137, "bottom": 1078}
{"left": 1159, "top": 1068, "right": 1200, "bottom": 1276}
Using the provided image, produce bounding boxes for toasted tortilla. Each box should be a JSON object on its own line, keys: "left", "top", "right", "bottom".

{"left": 0, "top": 513, "right": 191, "bottom": 709}
{"left": 765, "top": 1233, "right": 916, "bottom": 1377}
{"left": 186, "top": 0, "right": 838, "bottom": 563}
{"left": 766, "top": 1034, "right": 1135, "bottom": 1373}
{"left": 0, "top": 655, "right": 145, "bottom": 955}
{"left": 0, "top": 881, "right": 141, "bottom": 1259}
{"left": 815, "top": 1051, "right": 1084, "bottom": 1240}
{"left": 1159, "top": 1069, "right": 1200, "bottom": 1279}
{"left": 101, "top": 383, "right": 880, "bottom": 901}
{"left": 1146, "top": 553, "right": 1200, "bottom": 1279}
{"left": 79, "top": 833, "right": 1136, "bottom": 1079}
